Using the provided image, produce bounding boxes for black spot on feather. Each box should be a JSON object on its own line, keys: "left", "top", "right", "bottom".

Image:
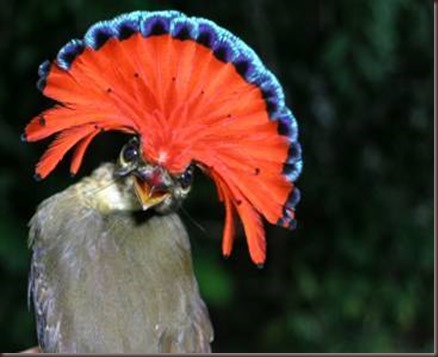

{"left": 262, "top": 88, "right": 275, "bottom": 101}
{"left": 150, "top": 21, "right": 167, "bottom": 36}
{"left": 265, "top": 99, "right": 278, "bottom": 116}
{"left": 278, "top": 120, "right": 292, "bottom": 137}
{"left": 261, "top": 89, "right": 278, "bottom": 116}
{"left": 197, "top": 31, "right": 214, "bottom": 48}
{"left": 39, "top": 116, "right": 46, "bottom": 127}
{"left": 118, "top": 24, "right": 137, "bottom": 40}
{"left": 174, "top": 26, "right": 191, "bottom": 40}
{"left": 93, "top": 30, "right": 111, "bottom": 50}
{"left": 234, "top": 60, "right": 250, "bottom": 77}
{"left": 213, "top": 46, "right": 230, "bottom": 62}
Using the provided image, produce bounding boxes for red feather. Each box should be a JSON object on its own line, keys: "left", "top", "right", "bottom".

{"left": 26, "top": 29, "right": 300, "bottom": 264}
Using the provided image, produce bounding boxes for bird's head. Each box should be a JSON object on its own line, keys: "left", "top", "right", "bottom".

{"left": 114, "top": 136, "right": 193, "bottom": 213}
{"left": 23, "top": 11, "right": 303, "bottom": 265}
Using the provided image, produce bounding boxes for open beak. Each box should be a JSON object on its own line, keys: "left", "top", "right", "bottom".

{"left": 133, "top": 176, "right": 170, "bottom": 210}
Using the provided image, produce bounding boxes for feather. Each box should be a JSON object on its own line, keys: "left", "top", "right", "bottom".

{"left": 25, "top": 11, "right": 303, "bottom": 263}
{"left": 211, "top": 171, "right": 236, "bottom": 258}
{"left": 35, "top": 125, "right": 96, "bottom": 179}
{"left": 70, "top": 132, "right": 99, "bottom": 175}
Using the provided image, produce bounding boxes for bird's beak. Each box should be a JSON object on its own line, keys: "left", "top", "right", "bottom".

{"left": 133, "top": 176, "right": 170, "bottom": 210}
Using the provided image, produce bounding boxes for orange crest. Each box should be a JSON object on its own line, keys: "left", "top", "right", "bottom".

{"left": 24, "top": 11, "right": 302, "bottom": 264}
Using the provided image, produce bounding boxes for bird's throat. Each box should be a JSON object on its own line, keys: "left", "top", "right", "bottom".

{"left": 78, "top": 163, "right": 141, "bottom": 214}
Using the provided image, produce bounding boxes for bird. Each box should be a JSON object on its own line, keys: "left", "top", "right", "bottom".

{"left": 22, "top": 10, "right": 302, "bottom": 353}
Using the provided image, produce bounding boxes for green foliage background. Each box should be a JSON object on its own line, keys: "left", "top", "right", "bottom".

{"left": 0, "top": 0, "right": 433, "bottom": 352}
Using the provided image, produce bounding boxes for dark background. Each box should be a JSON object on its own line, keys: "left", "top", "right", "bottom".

{"left": 0, "top": 0, "right": 433, "bottom": 353}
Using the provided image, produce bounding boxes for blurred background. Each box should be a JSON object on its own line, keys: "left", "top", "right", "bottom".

{"left": 0, "top": 0, "right": 434, "bottom": 353}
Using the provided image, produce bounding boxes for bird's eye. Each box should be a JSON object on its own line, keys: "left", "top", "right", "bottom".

{"left": 122, "top": 142, "right": 139, "bottom": 163}
{"left": 122, "top": 145, "right": 138, "bottom": 162}
{"left": 115, "top": 138, "right": 141, "bottom": 177}
{"left": 178, "top": 166, "right": 194, "bottom": 188}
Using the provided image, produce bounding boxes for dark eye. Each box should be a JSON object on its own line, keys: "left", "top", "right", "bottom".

{"left": 179, "top": 166, "right": 194, "bottom": 188}
{"left": 115, "top": 138, "right": 141, "bottom": 177}
{"left": 122, "top": 145, "right": 138, "bottom": 162}
{"left": 122, "top": 141, "right": 139, "bottom": 163}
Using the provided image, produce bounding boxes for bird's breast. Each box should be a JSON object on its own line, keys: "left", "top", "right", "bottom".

{"left": 29, "top": 175, "right": 213, "bottom": 352}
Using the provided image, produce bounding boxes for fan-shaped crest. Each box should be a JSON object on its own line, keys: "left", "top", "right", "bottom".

{"left": 24, "top": 11, "right": 303, "bottom": 264}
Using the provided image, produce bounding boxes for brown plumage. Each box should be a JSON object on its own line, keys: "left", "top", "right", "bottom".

{"left": 29, "top": 163, "right": 213, "bottom": 352}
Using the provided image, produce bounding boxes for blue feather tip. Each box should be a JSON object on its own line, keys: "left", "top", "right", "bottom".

{"left": 42, "top": 10, "right": 294, "bottom": 121}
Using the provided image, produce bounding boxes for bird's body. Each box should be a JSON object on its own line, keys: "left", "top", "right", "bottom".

{"left": 24, "top": 11, "right": 302, "bottom": 352}
{"left": 29, "top": 163, "right": 213, "bottom": 353}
